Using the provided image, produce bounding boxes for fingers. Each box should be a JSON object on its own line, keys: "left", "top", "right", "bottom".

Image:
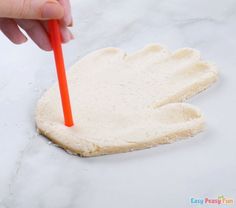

{"left": 125, "top": 44, "right": 171, "bottom": 66}
{"left": 0, "top": 0, "right": 73, "bottom": 50}
{"left": 59, "top": 24, "right": 74, "bottom": 43}
{"left": 0, "top": 0, "right": 64, "bottom": 20}
{"left": 0, "top": 18, "right": 27, "bottom": 44}
{"left": 16, "top": 19, "right": 52, "bottom": 51}
{"left": 41, "top": 21, "right": 73, "bottom": 44}
{"left": 0, "top": 18, "right": 73, "bottom": 51}
{"left": 58, "top": 0, "right": 73, "bottom": 26}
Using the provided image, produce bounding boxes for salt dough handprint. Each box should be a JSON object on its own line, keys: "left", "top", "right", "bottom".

{"left": 36, "top": 44, "right": 218, "bottom": 156}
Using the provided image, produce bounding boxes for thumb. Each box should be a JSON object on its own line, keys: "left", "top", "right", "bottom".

{"left": 0, "top": 0, "right": 64, "bottom": 19}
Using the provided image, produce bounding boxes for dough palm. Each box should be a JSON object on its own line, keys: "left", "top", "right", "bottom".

{"left": 36, "top": 44, "right": 218, "bottom": 156}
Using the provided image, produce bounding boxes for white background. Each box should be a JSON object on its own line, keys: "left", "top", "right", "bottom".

{"left": 0, "top": 0, "right": 235, "bottom": 207}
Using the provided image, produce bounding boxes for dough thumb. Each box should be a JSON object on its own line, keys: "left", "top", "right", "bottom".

{"left": 110, "top": 103, "right": 205, "bottom": 148}
{"left": 0, "top": 0, "right": 64, "bottom": 20}
{"left": 155, "top": 103, "right": 205, "bottom": 137}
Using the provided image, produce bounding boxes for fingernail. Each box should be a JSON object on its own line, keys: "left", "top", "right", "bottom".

{"left": 18, "top": 36, "right": 28, "bottom": 44}
{"left": 68, "top": 19, "right": 73, "bottom": 27}
{"left": 41, "top": 2, "right": 64, "bottom": 19}
{"left": 22, "top": 36, "right": 28, "bottom": 43}
{"left": 65, "top": 14, "right": 73, "bottom": 27}
{"left": 63, "top": 30, "right": 71, "bottom": 43}
{"left": 69, "top": 31, "right": 74, "bottom": 40}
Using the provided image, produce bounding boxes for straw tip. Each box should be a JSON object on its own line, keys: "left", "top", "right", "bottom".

{"left": 65, "top": 122, "right": 74, "bottom": 127}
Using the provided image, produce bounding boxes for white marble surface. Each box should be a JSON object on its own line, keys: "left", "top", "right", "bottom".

{"left": 0, "top": 0, "right": 235, "bottom": 207}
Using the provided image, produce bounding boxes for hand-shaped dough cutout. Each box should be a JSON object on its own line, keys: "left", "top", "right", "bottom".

{"left": 36, "top": 44, "right": 218, "bottom": 156}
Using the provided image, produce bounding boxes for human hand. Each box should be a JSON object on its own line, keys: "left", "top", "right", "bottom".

{"left": 0, "top": 0, "right": 73, "bottom": 51}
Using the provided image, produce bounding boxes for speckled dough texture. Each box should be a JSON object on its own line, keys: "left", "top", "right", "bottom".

{"left": 36, "top": 44, "right": 218, "bottom": 157}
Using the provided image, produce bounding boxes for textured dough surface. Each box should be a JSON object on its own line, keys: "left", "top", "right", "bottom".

{"left": 36, "top": 44, "right": 218, "bottom": 157}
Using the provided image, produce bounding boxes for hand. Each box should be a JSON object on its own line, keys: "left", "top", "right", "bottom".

{"left": 0, "top": 0, "right": 73, "bottom": 51}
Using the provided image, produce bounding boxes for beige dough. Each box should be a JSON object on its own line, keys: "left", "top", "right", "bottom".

{"left": 36, "top": 44, "right": 218, "bottom": 157}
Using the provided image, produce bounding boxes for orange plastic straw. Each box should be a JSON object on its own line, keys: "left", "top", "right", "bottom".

{"left": 48, "top": 20, "right": 74, "bottom": 127}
